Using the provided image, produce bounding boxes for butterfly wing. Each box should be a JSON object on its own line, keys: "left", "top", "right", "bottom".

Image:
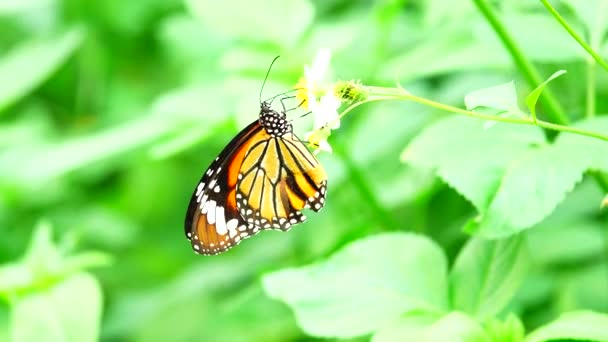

{"left": 184, "top": 121, "right": 265, "bottom": 255}
{"left": 236, "top": 131, "right": 327, "bottom": 231}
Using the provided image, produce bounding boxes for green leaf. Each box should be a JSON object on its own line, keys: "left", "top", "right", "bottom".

{"left": 483, "top": 315, "right": 525, "bottom": 342}
{"left": 10, "top": 273, "right": 102, "bottom": 342}
{"left": 526, "top": 220, "right": 605, "bottom": 265}
{"left": 464, "top": 81, "right": 518, "bottom": 112}
{"left": 525, "top": 311, "right": 608, "bottom": 342}
{"left": 450, "top": 235, "right": 528, "bottom": 319}
{"left": 0, "top": 28, "right": 84, "bottom": 114}
{"left": 402, "top": 116, "right": 544, "bottom": 211}
{"left": 373, "top": 311, "right": 489, "bottom": 342}
{"left": 468, "top": 145, "right": 587, "bottom": 238}
{"left": 0, "top": 222, "right": 110, "bottom": 296}
{"left": 185, "top": 0, "right": 313, "bottom": 47}
{"left": 371, "top": 312, "right": 442, "bottom": 342}
{"left": 556, "top": 117, "right": 608, "bottom": 172}
{"left": 0, "top": 116, "right": 176, "bottom": 185}
{"left": 0, "top": 222, "right": 61, "bottom": 295}
{"left": 403, "top": 116, "right": 590, "bottom": 238}
{"left": 525, "top": 70, "right": 566, "bottom": 122}
{"left": 262, "top": 233, "right": 448, "bottom": 338}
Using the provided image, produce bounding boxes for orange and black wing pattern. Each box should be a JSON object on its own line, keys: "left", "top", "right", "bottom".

{"left": 184, "top": 121, "right": 264, "bottom": 255}
{"left": 236, "top": 130, "right": 327, "bottom": 231}
{"left": 185, "top": 103, "right": 328, "bottom": 256}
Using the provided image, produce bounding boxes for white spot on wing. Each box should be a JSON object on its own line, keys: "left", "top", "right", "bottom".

{"left": 199, "top": 194, "right": 208, "bottom": 207}
{"left": 215, "top": 206, "right": 227, "bottom": 235}
{"left": 227, "top": 219, "right": 238, "bottom": 233}
{"left": 207, "top": 201, "right": 217, "bottom": 224}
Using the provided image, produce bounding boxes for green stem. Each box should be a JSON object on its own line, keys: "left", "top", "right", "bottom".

{"left": 540, "top": 0, "right": 608, "bottom": 72}
{"left": 335, "top": 86, "right": 608, "bottom": 143}
{"left": 472, "top": 0, "right": 570, "bottom": 125}
{"left": 587, "top": 60, "right": 596, "bottom": 118}
{"left": 333, "top": 142, "right": 400, "bottom": 231}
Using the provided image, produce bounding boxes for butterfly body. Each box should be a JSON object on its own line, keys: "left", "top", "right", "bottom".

{"left": 184, "top": 102, "right": 327, "bottom": 255}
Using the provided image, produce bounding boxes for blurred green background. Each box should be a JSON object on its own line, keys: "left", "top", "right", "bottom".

{"left": 0, "top": 0, "right": 607, "bottom": 341}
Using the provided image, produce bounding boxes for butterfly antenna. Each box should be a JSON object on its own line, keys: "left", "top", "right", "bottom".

{"left": 260, "top": 55, "right": 281, "bottom": 104}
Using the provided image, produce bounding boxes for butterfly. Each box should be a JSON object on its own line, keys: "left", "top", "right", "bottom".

{"left": 184, "top": 65, "right": 328, "bottom": 255}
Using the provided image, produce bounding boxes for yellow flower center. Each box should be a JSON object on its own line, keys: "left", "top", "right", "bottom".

{"left": 295, "top": 77, "right": 309, "bottom": 110}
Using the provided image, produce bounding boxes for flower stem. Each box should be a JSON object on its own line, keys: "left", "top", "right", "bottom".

{"left": 540, "top": 0, "right": 608, "bottom": 72}
{"left": 472, "top": 0, "right": 570, "bottom": 125}
{"left": 334, "top": 142, "right": 400, "bottom": 231}
{"left": 336, "top": 86, "right": 608, "bottom": 143}
{"left": 587, "top": 60, "right": 596, "bottom": 118}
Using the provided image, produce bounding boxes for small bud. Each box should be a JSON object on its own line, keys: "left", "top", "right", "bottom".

{"left": 601, "top": 194, "right": 608, "bottom": 209}
{"left": 334, "top": 80, "right": 367, "bottom": 103}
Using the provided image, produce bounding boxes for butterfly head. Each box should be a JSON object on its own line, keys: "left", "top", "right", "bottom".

{"left": 259, "top": 101, "right": 291, "bottom": 137}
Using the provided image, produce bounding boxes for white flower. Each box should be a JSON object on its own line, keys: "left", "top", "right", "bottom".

{"left": 304, "top": 48, "right": 331, "bottom": 94}
{"left": 310, "top": 92, "right": 341, "bottom": 130}
{"left": 296, "top": 49, "right": 342, "bottom": 153}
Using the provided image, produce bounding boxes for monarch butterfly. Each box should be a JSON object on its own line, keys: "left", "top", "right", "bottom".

{"left": 184, "top": 62, "right": 328, "bottom": 255}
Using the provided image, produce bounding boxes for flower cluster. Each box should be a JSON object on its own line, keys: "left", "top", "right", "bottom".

{"left": 295, "top": 49, "right": 341, "bottom": 154}
{"left": 296, "top": 49, "right": 368, "bottom": 154}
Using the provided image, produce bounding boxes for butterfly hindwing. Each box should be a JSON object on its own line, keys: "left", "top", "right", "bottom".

{"left": 235, "top": 131, "right": 327, "bottom": 231}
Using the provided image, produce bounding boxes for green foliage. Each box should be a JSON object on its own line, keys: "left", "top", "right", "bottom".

{"left": 0, "top": 29, "right": 83, "bottom": 113}
{"left": 264, "top": 233, "right": 548, "bottom": 341}
{"left": 465, "top": 81, "right": 519, "bottom": 113}
{"left": 525, "top": 311, "right": 608, "bottom": 342}
{"left": 263, "top": 233, "right": 448, "bottom": 338}
{"left": 401, "top": 110, "right": 607, "bottom": 238}
{"left": 450, "top": 236, "right": 529, "bottom": 320}
{"left": 525, "top": 70, "right": 567, "bottom": 122}
{"left": 561, "top": 0, "right": 608, "bottom": 48}
{"left": 0, "top": 0, "right": 607, "bottom": 341}
{"left": 186, "top": 0, "right": 313, "bottom": 47}
{"left": 11, "top": 273, "right": 102, "bottom": 342}
{"left": 0, "top": 222, "right": 107, "bottom": 341}
{"left": 373, "top": 311, "right": 489, "bottom": 342}
{"left": 556, "top": 117, "right": 608, "bottom": 171}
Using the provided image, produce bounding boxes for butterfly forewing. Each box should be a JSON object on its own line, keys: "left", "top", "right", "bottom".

{"left": 184, "top": 121, "right": 263, "bottom": 255}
